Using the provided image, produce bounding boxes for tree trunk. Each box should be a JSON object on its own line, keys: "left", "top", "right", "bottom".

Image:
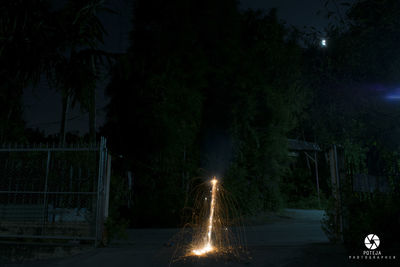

{"left": 59, "top": 93, "right": 70, "bottom": 146}
{"left": 89, "top": 56, "right": 96, "bottom": 145}
{"left": 89, "top": 86, "right": 96, "bottom": 145}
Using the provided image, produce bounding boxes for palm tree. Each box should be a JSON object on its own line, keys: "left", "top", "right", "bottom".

{"left": 0, "top": 0, "right": 112, "bottom": 144}
{"left": 51, "top": 0, "right": 113, "bottom": 145}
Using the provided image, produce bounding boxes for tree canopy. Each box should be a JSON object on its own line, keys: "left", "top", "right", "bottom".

{"left": 102, "top": 1, "right": 309, "bottom": 224}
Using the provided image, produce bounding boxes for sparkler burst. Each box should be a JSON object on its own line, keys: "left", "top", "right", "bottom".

{"left": 191, "top": 178, "right": 218, "bottom": 256}
{"left": 171, "top": 176, "right": 247, "bottom": 263}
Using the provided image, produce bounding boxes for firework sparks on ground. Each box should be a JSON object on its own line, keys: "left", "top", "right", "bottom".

{"left": 191, "top": 178, "right": 218, "bottom": 256}
{"left": 171, "top": 176, "right": 247, "bottom": 263}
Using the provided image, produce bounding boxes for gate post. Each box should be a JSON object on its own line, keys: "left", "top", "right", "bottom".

{"left": 328, "top": 144, "right": 345, "bottom": 242}
{"left": 104, "top": 153, "right": 111, "bottom": 219}
{"left": 95, "top": 137, "right": 108, "bottom": 247}
{"left": 42, "top": 150, "right": 51, "bottom": 234}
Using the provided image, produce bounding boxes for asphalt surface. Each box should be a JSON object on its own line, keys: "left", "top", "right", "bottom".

{"left": 2, "top": 209, "right": 396, "bottom": 267}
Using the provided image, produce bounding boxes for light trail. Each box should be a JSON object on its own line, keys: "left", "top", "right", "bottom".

{"left": 192, "top": 177, "right": 218, "bottom": 256}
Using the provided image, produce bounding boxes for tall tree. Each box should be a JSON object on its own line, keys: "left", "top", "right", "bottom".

{"left": 50, "top": 0, "right": 111, "bottom": 145}
{"left": 103, "top": 1, "right": 309, "bottom": 225}
{"left": 224, "top": 9, "right": 308, "bottom": 212}
{"left": 103, "top": 0, "right": 243, "bottom": 225}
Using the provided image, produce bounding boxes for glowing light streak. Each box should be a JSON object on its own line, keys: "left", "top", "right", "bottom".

{"left": 192, "top": 177, "right": 218, "bottom": 256}
{"left": 386, "top": 94, "right": 400, "bottom": 100}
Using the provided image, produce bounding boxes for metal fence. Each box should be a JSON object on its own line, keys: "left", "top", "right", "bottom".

{"left": 0, "top": 137, "right": 110, "bottom": 246}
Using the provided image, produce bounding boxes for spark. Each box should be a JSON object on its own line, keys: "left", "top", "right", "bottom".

{"left": 192, "top": 243, "right": 213, "bottom": 256}
{"left": 192, "top": 177, "right": 218, "bottom": 256}
{"left": 174, "top": 176, "right": 247, "bottom": 261}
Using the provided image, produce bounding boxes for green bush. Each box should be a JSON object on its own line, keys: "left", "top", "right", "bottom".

{"left": 104, "top": 173, "right": 129, "bottom": 242}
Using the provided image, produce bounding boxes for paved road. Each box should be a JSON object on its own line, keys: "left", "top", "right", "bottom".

{"left": 3, "top": 209, "right": 385, "bottom": 267}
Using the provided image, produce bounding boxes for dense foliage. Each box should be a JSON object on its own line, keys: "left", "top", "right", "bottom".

{"left": 102, "top": 1, "right": 309, "bottom": 225}
{"left": 306, "top": 0, "right": 400, "bottom": 248}
{"left": 0, "top": 0, "right": 111, "bottom": 145}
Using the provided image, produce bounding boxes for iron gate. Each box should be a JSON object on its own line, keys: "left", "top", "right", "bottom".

{"left": 0, "top": 137, "right": 110, "bottom": 246}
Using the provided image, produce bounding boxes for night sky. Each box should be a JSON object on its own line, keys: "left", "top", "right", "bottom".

{"left": 23, "top": 0, "right": 350, "bottom": 136}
